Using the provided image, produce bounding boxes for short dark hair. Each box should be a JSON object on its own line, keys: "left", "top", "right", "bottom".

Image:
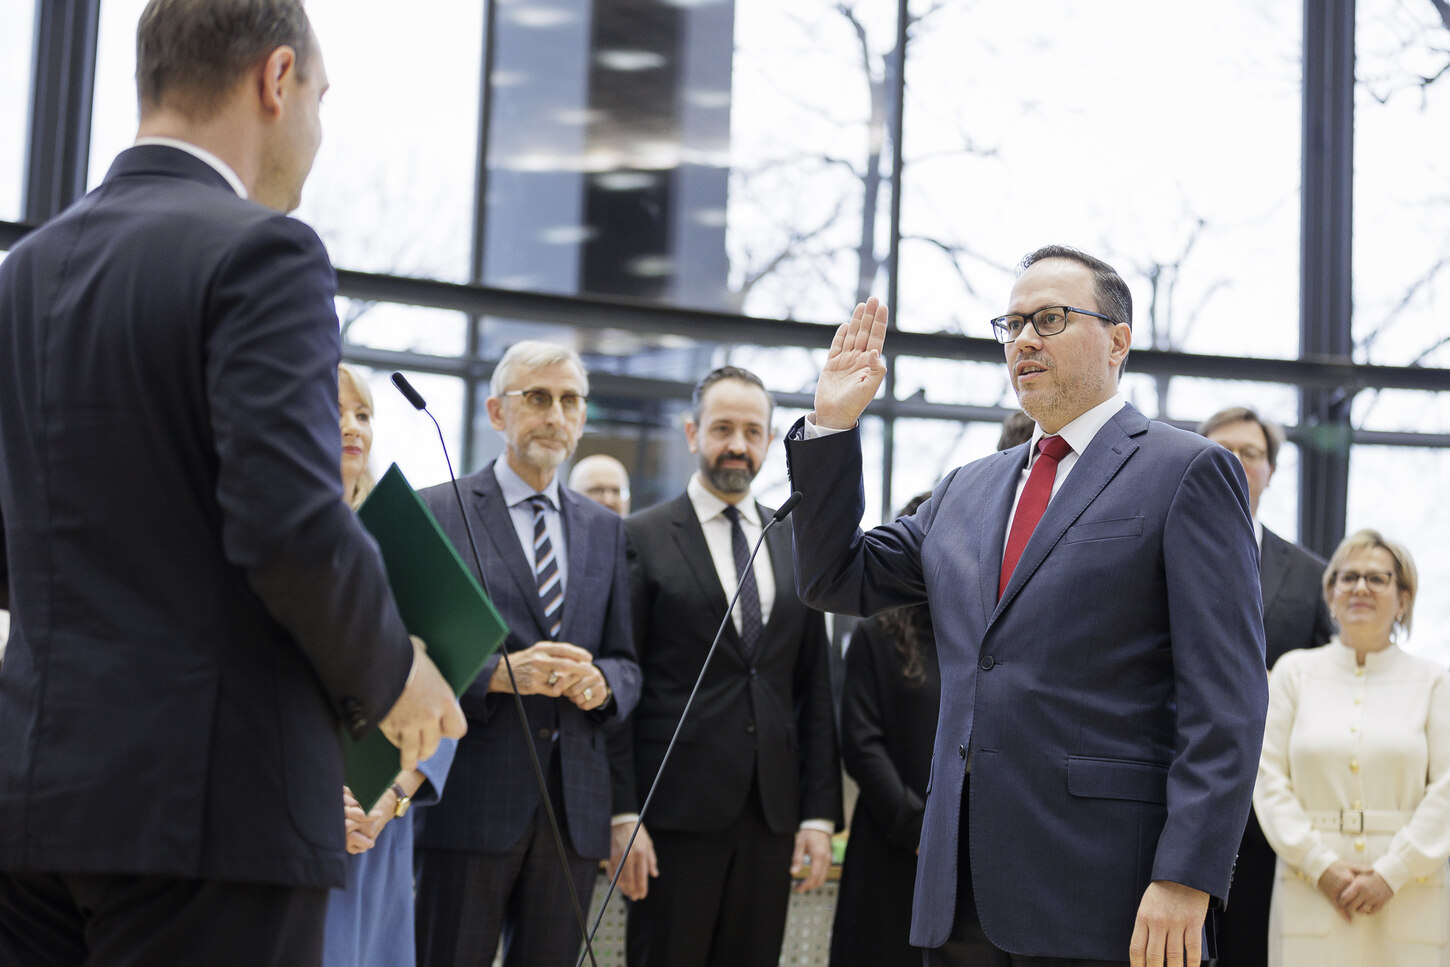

{"left": 691, "top": 366, "right": 774, "bottom": 425}
{"left": 1017, "top": 244, "right": 1133, "bottom": 330}
{"left": 1197, "top": 406, "right": 1284, "bottom": 470}
{"left": 136, "top": 0, "right": 312, "bottom": 119}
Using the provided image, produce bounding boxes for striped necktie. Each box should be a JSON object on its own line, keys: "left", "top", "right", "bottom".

{"left": 528, "top": 495, "right": 563, "bottom": 638}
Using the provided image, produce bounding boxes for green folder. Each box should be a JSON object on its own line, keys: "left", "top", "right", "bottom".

{"left": 346, "top": 463, "right": 507, "bottom": 811}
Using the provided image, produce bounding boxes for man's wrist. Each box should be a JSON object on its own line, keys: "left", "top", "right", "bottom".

{"left": 804, "top": 413, "right": 854, "bottom": 438}
{"left": 799, "top": 819, "right": 834, "bottom": 836}
{"left": 612, "top": 813, "right": 641, "bottom": 827}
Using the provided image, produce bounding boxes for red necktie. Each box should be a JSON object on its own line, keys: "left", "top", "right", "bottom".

{"left": 999, "top": 435, "right": 1073, "bottom": 599}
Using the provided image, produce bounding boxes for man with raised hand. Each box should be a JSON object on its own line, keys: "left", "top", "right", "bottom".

{"left": 784, "top": 246, "right": 1268, "bottom": 966}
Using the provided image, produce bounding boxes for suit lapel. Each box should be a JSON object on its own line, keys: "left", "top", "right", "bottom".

{"left": 993, "top": 406, "right": 1145, "bottom": 621}
{"left": 670, "top": 495, "right": 747, "bottom": 659}
{"left": 472, "top": 470, "right": 550, "bottom": 637}
{"left": 762, "top": 500, "right": 792, "bottom": 647}
{"left": 557, "top": 487, "right": 592, "bottom": 640}
{"left": 1259, "top": 527, "right": 1289, "bottom": 613}
{"left": 978, "top": 446, "right": 1030, "bottom": 621}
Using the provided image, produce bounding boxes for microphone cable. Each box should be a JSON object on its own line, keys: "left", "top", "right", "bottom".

{"left": 576, "top": 491, "right": 803, "bottom": 966}
{"left": 391, "top": 372, "right": 600, "bottom": 967}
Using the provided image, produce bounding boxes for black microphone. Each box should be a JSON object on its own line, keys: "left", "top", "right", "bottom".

{"left": 772, "top": 491, "right": 803, "bottom": 523}
{"left": 390, "top": 372, "right": 428, "bottom": 411}
{"left": 391, "top": 373, "right": 599, "bottom": 967}
{"left": 581, "top": 491, "right": 803, "bottom": 963}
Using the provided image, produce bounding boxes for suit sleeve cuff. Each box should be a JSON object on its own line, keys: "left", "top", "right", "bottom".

{"left": 612, "top": 813, "right": 641, "bottom": 827}
{"left": 799, "top": 819, "right": 835, "bottom": 835}
{"left": 802, "top": 415, "right": 853, "bottom": 439}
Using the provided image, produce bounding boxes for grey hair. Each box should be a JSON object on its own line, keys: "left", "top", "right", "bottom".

{"left": 489, "top": 341, "right": 589, "bottom": 398}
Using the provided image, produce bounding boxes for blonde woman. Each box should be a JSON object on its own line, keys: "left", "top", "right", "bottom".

{"left": 1254, "top": 529, "right": 1450, "bottom": 966}
{"left": 339, "top": 362, "right": 376, "bottom": 509}
{"left": 325, "top": 363, "right": 456, "bottom": 967}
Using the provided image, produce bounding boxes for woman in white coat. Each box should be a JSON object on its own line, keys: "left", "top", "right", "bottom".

{"left": 1254, "top": 528, "right": 1450, "bottom": 966}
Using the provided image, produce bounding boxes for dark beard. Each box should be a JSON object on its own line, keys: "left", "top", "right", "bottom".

{"left": 703, "top": 459, "right": 754, "bottom": 494}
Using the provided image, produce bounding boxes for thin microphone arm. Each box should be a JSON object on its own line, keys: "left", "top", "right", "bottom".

{"left": 580, "top": 492, "right": 804, "bottom": 963}
{"left": 390, "top": 374, "right": 486, "bottom": 599}
{"left": 390, "top": 373, "right": 599, "bottom": 967}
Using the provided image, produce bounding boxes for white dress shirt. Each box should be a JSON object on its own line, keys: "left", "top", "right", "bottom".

{"left": 687, "top": 473, "right": 776, "bottom": 631}
{"left": 133, "top": 136, "right": 249, "bottom": 199}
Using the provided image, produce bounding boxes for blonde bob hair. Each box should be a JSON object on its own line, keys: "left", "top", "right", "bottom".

{"left": 1322, "top": 528, "right": 1418, "bottom": 638}
{"left": 338, "top": 363, "right": 376, "bottom": 510}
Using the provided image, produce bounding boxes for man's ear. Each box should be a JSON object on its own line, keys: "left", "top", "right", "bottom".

{"left": 485, "top": 397, "right": 506, "bottom": 432}
{"left": 258, "top": 46, "right": 297, "bottom": 118}
{"left": 684, "top": 419, "right": 700, "bottom": 455}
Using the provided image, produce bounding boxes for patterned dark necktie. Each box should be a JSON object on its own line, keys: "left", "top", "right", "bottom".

{"left": 528, "top": 495, "right": 563, "bottom": 638}
{"left": 999, "top": 434, "right": 1073, "bottom": 599}
{"left": 723, "top": 504, "right": 763, "bottom": 658}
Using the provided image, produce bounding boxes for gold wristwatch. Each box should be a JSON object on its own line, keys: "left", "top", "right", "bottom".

{"left": 391, "top": 782, "right": 413, "bottom": 818}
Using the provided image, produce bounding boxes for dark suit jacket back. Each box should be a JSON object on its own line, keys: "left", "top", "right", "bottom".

{"left": 0, "top": 146, "right": 413, "bottom": 888}
{"left": 413, "top": 465, "right": 640, "bottom": 860}
{"left": 612, "top": 493, "right": 842, "bottom": 835}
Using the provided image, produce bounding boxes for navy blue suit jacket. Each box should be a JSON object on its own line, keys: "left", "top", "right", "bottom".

{"left": 414, "top": 464, "right": 640, "bottom": 860}
{"left": 785, "top": 404, "right": 1268, "bottom": 960}
{"left": 0, "top": 146, "right": 414, "bottom": 888}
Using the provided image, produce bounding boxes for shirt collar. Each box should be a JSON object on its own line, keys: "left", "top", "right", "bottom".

{"left": 1026, "top": 393, "right": 1126, "bottom": 462}
{"left": 687, "top": 473, "right": 760, "bottom": 527}
{"left": 493, "top": 456, "right": 562, "bottom": 510}
{"left": 133, "top": 136, "right": 249, "bottom": 199}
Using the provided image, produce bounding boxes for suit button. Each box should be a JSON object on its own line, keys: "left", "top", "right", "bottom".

{"left": 1354, "top": 838, "right": 1366, "bottom": 852}
{"left": 744, "top": 722, "right": 756, "bottom": 734}
{"left": 748, "top": 668, "right": 758, "bottom": 680}
{"left": 959, "top": 745, "right": 966, "bottom": 759}
{"left": 979, "top": 656, "right": 995, "bottom": 670}
{"left": 1349, "top": 759, "right": 1360, "bottom": 773}
{"left": 537, "top": 728, "right": 552, "bottom": 741}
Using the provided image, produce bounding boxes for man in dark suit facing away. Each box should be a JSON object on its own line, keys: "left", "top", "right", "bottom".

{"left": 1198, "top": 406, "right": 1335, "bottom": 967}
{"left": 413, "top": 341, "right": 641, "bottom": 967}
{"left": 0, "top": 3, "right": 465, "bottom": 965}
{"left": 786, "top": 247, "right": 1268, "bottom": 966}
{"left": 607, "top": 366, "right": 842, "bottom": 967}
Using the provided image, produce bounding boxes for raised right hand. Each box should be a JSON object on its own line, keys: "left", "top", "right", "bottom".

{"left": 814, "top": 297, "right": 890, "bottom": 430}
{"left": 379, "top": 635, "right": 467, "bottom": 773}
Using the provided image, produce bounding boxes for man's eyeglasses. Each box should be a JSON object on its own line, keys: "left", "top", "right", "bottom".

{"left": 503, "top": 388, "right": 588, "bottom": 415}
{"left": 1332, "top": 570, "right": 1397, "bottom": 593}
{"left": 990, "top": 305, "right": 1120, "bottom": 345}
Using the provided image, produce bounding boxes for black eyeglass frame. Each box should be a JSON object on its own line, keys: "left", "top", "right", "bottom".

{"left": 989, "top": 305, "right": 1121, "bottom": 345}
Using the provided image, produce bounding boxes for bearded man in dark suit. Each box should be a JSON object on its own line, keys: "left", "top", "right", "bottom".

{"left": 607, "top": 366, "right": 842, "bottom": 967}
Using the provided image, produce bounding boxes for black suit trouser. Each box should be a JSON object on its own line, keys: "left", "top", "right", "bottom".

{"left": 0, "top": 870, "right": 326, "bottom": 967}
{"left": 414, "top": 752, "right": 596, "bottom": 967}
{"left": 627, "top": 778, "right": 795, "bottom": 967}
